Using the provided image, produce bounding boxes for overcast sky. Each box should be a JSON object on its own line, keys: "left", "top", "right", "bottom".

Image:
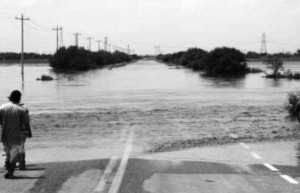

{"left": 0, "top": 0, "right": 299, "bottom": 55}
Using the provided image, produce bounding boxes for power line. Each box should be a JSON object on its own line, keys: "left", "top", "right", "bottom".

{"left": 0, "top": 15, "right": 14, "bottom": 20}
{"left": 1, "top": 14, "right": 139, "bottom": 54}
{"left": 24, "top": 22, "right": 40, "bottom": 30}
{"left": 268, "top": 41, "right": 300, "bottom": 46}
{"left": 29, "top": 19, "right": 52, "bottom": 31}
{"left": 0, "top": 12, "right": 19, "bottom": 16}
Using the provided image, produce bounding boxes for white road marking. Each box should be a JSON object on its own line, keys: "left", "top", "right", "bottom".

{"left": 239, "top": 142, "right": 298, "bottom": 185}
{"left": 251, "top": 152, "right": 262, "bottom": 160}
{"left": 94, "top": 156, "right": 118, "bottom": 192}
{"left": 263, "top": 163, "right": 279, "bottom": 172}
{"left": 118, "top": 128, "right": 127, "bottom": 142}
{"left": 108, "top": 128, "right": 135, "bottom": 193}
{"left": 280, "top": 175, "right": 299, "bottom": 184}
{"left": 239, "top": 142, "right": 250, "bottom": 149}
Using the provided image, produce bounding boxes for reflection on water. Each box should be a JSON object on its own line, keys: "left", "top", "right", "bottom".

{"left": 265, "top": 78, "right": 283, "bottom": 87}
{"left": 200, "top": 75, "right": 248, "bottom": 89}
{"left": 0, "top": 60, "right": 300, "bottom": 114}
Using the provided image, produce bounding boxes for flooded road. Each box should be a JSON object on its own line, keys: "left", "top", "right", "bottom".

{"left": 0, "top": 60, "right": 300, "bottom": 192}
{"left": 0, "top": 60, "right": 300, "bottom": 156}
{"left": 0, "top": 60, "right": 300, "bottom": 114}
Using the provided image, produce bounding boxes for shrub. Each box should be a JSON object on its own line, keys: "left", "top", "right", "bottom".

{"left": 182, "top": 48, "right": 207, "bottom": 69}
{"left": 49, "top": 46, "right": 133, "bottom": 71}
{"left": 37, "top": 75, "right": 54, "bottom": 81}
{"left": 264, "top": 56, "right": 284, "bottom": 76}
{"left": 157, "top": 47, "right": 249, "bottom": 76}
{"left": 293, "top": 72, "right": 300, "bottom": 79}
{"left": 203, "top": 47, "right": 248, "bottom": 76}
{"left": 284, "top": 92, "right": 300, "bottom": 120}
{"left": 247, "top": 67, "right": 263, "bottom": 73}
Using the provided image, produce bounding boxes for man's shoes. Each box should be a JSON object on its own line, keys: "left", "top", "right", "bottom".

{"left": 19, "top": 154, "right": 26, "bottom": 170}
{"left": 4, "top": 172, "right": 16, "bottom": 179}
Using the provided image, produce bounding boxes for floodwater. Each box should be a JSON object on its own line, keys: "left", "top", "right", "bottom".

{"left": 1, "top": 60, "right": 300, "bottom": 166}
{"left": 0, "top": 60, "right": 299, "bottom": 114}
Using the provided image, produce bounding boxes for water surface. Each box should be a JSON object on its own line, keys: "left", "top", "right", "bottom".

{"left": 0, "top": 60, "right": 299, "bottom": 114}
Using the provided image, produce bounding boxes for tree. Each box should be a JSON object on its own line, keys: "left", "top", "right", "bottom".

{"left": 49, "top": 46, "right": 133, "bottom": 71}
{"left": 264, "top": 56, "right": 284, "bottom": 76}
{"left": 181, "top": 48, "right": 208, "bottom": 69}
{"left": 203, "top": 47, "right": 248, "bottom": 76}
{"left": 246, "top": 51, "right": 261, "bottom": 58}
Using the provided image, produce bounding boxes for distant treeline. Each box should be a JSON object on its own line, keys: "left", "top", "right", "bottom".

{"left": 0, "top": 52, "right": 51, "bottom": 61}
{"left": 49, "top": 46, "right": 140, "bottom": 71}
{"left": 157, "top": 47, "right": 262, "bottom": 76}
{"left": 246, "top": 49, "right": 300, "bottom": 59}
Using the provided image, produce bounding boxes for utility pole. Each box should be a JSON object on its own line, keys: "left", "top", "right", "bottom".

{"left": 60, "top": 27, "right": 63, "bottom": 47}
{"left": 16, "top": 14, "right": 29, "bottom": 75}
{"left": 127, "top": 45, "right": 131, "bottom": 55}
{"left": 87, "top": 36, "right": 93, "bottom": 51}
{"left": 96, "top": 40, "right": 101, "bottom": 51}
{"left": 52, "top": 26, "right": 62, "bottom": 51}
{"left": 155, "top": 46, "right": 160, "bottom": 55}
{"left": 108, "top": 44, "right": 111, "bottom": 52}
{"left": 260, "top": 33, "right": 267, "bottom": 55}
{"left": 104, "top": 36, "right": 108, "bottom": 51}
{"left": 73, "top": 32, "right": 81, "bottom": 47}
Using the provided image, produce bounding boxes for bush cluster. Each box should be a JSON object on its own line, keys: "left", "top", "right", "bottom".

{"left": 157, "top": 47, "right": 252, "bottom": 76}
{"left": 49, "top": 46, "right": 133, "bottom": 71}
{"left": 0, "top": 52, "right": 51, "bottom": 60}
{"left": 265, "top": 72, "right": 300, "bottom": 80}
{"left": 285, "top": 92, "right": 300, "bottom": 120}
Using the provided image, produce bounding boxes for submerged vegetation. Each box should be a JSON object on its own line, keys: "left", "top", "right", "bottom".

{"left": 157, "top": 47, "right": 262, "bottom": 76}
{"left": 49, "top": 46, "right": 136, "bottom": 71}
{"left": 285, "top": 92, "right": 300, "bottom": 121}
{"left": 36, "top": 75, "right": 54, "bottom": 81}
{"left": 264, "top": 56, "right": 284, "bottom": 77}
{"left": 264, "top": 56, "right": 300, "bottom": 80}
{"left": 0, "top": 52, "right": 51, "bottom": 61}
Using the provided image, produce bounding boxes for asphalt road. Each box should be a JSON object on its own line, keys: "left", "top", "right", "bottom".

{"left": 0, "top": 155, "right": 299, "bottom": 193}
{"left": 0, "top": 131, "right": 300, "bottom": 193}
{"left": 120, "top": 158, "right": 300, "bottom": 193}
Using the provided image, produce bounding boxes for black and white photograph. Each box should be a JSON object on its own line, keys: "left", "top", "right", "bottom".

{"left": 0, "top": 0, "right": 300, "bottom": 192}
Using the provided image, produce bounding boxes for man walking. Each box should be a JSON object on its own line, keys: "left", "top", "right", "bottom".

{"left": 0, "top": 90, "right": 32, "bottom": 179}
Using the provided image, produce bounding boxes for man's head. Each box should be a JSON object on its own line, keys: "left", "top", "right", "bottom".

{"left": 8, "top": 90, "right": 22, "bottom": 103}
